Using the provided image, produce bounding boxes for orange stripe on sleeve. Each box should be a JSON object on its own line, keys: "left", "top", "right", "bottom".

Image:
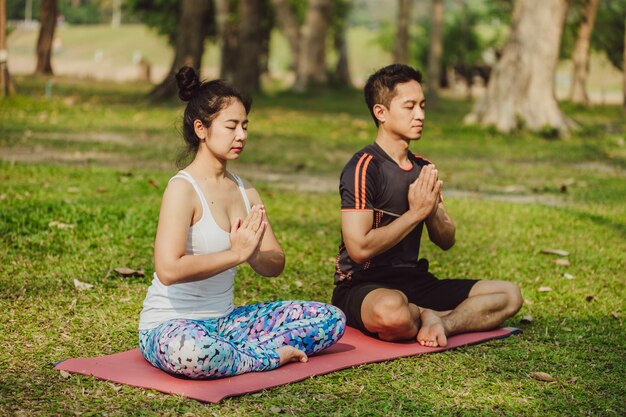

{"left": 353, "top": 154, "right": 368, "bottom": 209}
{"left": 359, "top": 155, "right": 373, "bottom": 209}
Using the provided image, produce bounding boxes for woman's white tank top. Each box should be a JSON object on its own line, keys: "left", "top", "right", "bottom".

{"left": 138, "top": 170, "right": 251, "bottom": 330}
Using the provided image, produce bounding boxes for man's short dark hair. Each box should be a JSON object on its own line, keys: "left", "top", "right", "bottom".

{"left": 364, "top": 64, "right": 423, "bottom": 126}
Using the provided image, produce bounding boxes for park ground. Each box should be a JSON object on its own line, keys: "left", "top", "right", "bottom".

{"left": 1, "top": 24, "right": 625, "bottom": 417}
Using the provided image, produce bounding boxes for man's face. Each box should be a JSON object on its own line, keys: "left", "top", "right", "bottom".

{"left": 382, "top": 80, "right": 425, "bottom": 141}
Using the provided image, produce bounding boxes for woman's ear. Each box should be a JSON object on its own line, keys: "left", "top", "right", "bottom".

{"left": 373, "top": 104, "right": 386, "bottom": 124}
{"left": 193, "top": 119, "right": 207, "bottom": 141}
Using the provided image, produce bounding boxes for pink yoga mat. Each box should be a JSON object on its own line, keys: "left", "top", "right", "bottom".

{"left": 55, "top": 326, "right": 520, "bottom": 403}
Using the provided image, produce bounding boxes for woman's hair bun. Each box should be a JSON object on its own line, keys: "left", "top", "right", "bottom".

{"left": 175, "top": 66, "right": 201, "bottom": 102}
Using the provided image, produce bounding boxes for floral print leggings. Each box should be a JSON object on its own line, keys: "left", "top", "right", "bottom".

{"left": 139, "top": 300, "right": 346, "bottom": 379}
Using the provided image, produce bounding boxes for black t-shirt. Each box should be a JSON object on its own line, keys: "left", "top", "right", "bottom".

{"left": 334, "top": 143, "right": 432, "bottom": 284}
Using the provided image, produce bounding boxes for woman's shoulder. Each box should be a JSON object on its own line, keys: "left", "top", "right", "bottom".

{"left": 228, "top": 171, "right": 262, "bottom": 204}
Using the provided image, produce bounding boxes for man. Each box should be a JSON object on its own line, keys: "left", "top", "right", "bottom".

{"left": 332, "top": 64, "right": 522, "bottom": 347}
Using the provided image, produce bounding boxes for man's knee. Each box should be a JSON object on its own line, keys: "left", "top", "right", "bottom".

{"left": 470, "top": 280, "right": 523, "bottom": 317}
{"left": 503, "top": 282, "right": 523, "bottom": 317}
{"left": 363, "top": 291, "right": 415, "bottom": 337}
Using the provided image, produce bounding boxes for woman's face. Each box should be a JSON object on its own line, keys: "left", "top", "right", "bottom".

{"left": 196, "top": 99, "right": 249, "bottom": 161}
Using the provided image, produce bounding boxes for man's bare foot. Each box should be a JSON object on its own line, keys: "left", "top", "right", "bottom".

{"left": 417, "top": 309, "right": 448, "bottom": 347}
{"left": 277, "top": 346, "right": 308, "bottom": 366}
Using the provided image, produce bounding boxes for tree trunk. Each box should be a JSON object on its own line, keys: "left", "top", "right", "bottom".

{"left": 393, "top": 0, "right": 412, "bottom": 64}
{"left": 333, "top": 25, "right": 351, "bottom": 86}
{"left": 0, "top": 0, "right": 15, "bottom": 96}
{"left": 150, "top": 0, "right": 210, "bottom": 101}
{"left": 569, "top": 0, "right": 600, "bottom": 104}
{"left": 234, "top": 0, "right": 263, "bottom": 93}
{"left": 35, "top": 0, "right": 57, "bottom": 75}
{"left": 426, "top": 0, "right": 443, "bottom": 106}
{"left": 294, "top": 0, "right": 332, "bottom": 92}
{"left": 272, "top": 0, "right": 300, "bottom": 71}
{"left": 465, "top": 0, "right": 574, "bottom": 135}
{"left": 258, "top": 1, "right": 274, "bottom": 75}
{"left": 215, "top": 0, "right": 238, "bottom": 83}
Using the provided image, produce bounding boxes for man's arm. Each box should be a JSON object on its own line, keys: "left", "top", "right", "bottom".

{"left": 341, "top": 210, "right": 423, "bottom": 264}
{"left": 425, "top": 201, "right": 455, "bottom": 250}
{"left": 342, "top": 164, "right": 441, "bottom": 264}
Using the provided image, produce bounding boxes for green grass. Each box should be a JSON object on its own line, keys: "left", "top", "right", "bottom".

{"left": 1, "top": 77, "right": 625, "bottom": 416}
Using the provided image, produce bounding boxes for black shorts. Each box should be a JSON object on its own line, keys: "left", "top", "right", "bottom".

{"left": 331, "top": 263, "right": 478, "bottom": 337}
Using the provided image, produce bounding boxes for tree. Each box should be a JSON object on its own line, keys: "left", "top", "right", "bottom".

{"left": 272, "top": 0, "right": 301, "bottom": 70}
{"left": 149, "top": 0, "right": 211, "bottom": 100}
{"left": 234, "top": 0, "right": 263, "bottom": 93}
{"left": 1, "top": 0, "right": 15, "bottom": 96}
{"left": 591, "top": 0, "right": 625, "bottom": 72}
{"left": 35, "top": 0, "right": 57, "bottom": 75}
{"left": 465, "top": 0, "right": 574, "bottom": 135}
{"left": 569, "top": 0, "right": 600, "bottom": 104}
{"left": 215, "top": 0, "right": 238, "bottom": 83}
{"left": 393, "top": 0, "right": 412, "bottom": 64}
{"left": 294, "top": 0, "right": 332, "bottom": 92}
{"left": 426, "top": 0, "right": 443, "bottom": 106}
{"left": 330, "top": 0, "right": 351, "bottom": 86}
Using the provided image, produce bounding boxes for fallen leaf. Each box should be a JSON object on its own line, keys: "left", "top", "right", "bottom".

{"left": 269, "top": 406, "right": 282, "bottom": 413}
{"left": 119, "top": 297, "right": 131, "bottom": 303}
{"left": 540, "top": 249, "right": 569, "bottom": 257}
{"left": 538, "top": 286, "right": 552, "bottom": 292}
{"left": 524, "top": 299, "right": 534, "bottom": 305}
{"left": 294, "top": 280, "right": 303, "bottom": 288}
{"left": 73, "top": 278, "right": 94, "bottom": 291}
{"left": 114, "top": 267, "right": 144, "bottom": 277}
{"left": 96, "top": 187, "right": 108, "bottom": 193}
{"left": 49, "top": 221, "right": 75, "bottom": 230}
{"left": 567, "top": 377, "right": 579, "bottom": 384}
{"left": 520, "top": 315, "right": 533, "bottom": 324}
{"left": 530, "top": 372, "right": 556, "bottom": 382}
{"left": 67, "top": 187, "right": 80, "bottom": 193}
{"left": 553, "top": 258, "right": 570, "bottom": 266}
{"left": 0, "top": 194, "right": 7, "bottom": 200}
{"left": 563, "top": 327, "right": 572, "bottom": 332}
{"left": 108, "top": 383, "right": 122, "bottom": 392}
{"left": 563, "top": 273, "right": 574, "bottom": 280}
{"left": 59, "top": 370, "right": 72, "bottom": 379}
{"left": 147, "top": 179, "right": 159, "bottom": 188}
{"left": 611, "top": 312, "right": 619, "bottom": 319}
{"left": 68, "top": 298, "right": 77, "bottom": 312}
{"left": 585, "top": 295, "right": 594, "bottom": 302}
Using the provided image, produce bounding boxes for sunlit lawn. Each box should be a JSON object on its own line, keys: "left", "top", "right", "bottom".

{"left": 0, "top": 77, "right": 624, "bottom": 416}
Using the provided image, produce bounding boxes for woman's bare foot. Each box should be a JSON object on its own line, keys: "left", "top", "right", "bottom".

{"left": 417, "top": 308, "right": 448, "bottom": 347}
{"left": 277, "top": 346, "right": 308, "bottom": 366}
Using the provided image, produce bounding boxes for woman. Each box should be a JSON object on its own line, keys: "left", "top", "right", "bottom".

{"left": 138, "top": 67, "right": 345, "bottom": 379}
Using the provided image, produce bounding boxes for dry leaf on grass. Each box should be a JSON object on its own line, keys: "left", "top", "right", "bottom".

{"left": 147, "top": 179, "right": 159, "bottom": 188}
{"left": 540, "top": 249, "right": 569, "bottom": 257}
{"left": 553, "top": 258, "right": 570, "bottom": 266}
{"left": 114, "top": 267, "right": 145, "bottom": 277}
{"left": 269, "top": 406, "right": 283, "bottom": 413}
{"left": 294, "top": 280, "right": 303, "bottom": 288}
{"left": 530, "top": 372, "right": 556, "bottom": 382}
{"left": 59, "top": 370, "right": 72, "bottom": 379}
{"left": 67, "top": 187, "right": 80, "bottom": 193}
{"left": 611, "top": 312, "right": 620, "bottom": 319}
{"left": 538, "top": 286, "right": 552, "bottom": 292}
{"left": 520, "top": 315, "right": 533, "bottom": 324}
{"left": 563, "top": 273, "right": 574, "bottom": 280}
{"left": 48, "top": 221, "right": 75, "bottom": 230}
{"left": 73, "top": 278, "right": 94, "bottom": 291}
